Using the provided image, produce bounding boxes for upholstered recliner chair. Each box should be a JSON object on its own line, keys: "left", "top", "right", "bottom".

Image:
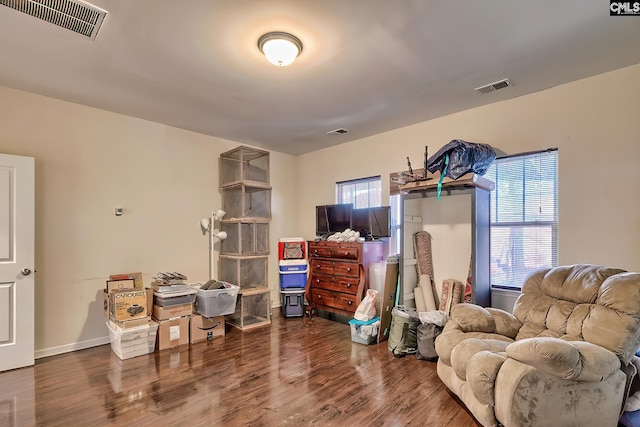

{"left": 435, "top": 264, "right": 640, "bottom": 427}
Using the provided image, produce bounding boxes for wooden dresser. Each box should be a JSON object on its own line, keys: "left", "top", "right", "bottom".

{"left": 305, "top": 240, "right": 388, "bottom": 318}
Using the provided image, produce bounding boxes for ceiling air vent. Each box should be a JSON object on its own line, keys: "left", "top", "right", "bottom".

{"left": 0, "top": 0, "right": 107, "bottom": 40}
{"left": 326, "top": 128, "right": 349, "bottom": 135}
{"left": 474, "top": 78, "right": 511, "bottom": 94}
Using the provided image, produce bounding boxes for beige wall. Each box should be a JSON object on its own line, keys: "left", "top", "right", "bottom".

{"left": 0, "top": 86, "right": 297, "bottom": 355}
{"left": 2, "top": 62, "right": 639, "bottom": 356}
{"left": 296, "top": 63, "right": 640, "bottom": 272}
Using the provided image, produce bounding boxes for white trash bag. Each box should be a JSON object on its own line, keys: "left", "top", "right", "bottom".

{"left": 354, "top": 289, "right": 377, "bottom": 321}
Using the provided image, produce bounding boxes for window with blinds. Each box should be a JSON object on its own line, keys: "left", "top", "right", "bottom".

{"left": 336, "top": 176, "right": 382, "bottom": 208}
{"left": 484, "top": 149, "right": 558, "bottom": 290}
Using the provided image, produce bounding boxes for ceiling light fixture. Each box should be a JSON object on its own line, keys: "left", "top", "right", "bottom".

{"left": 258, "top": 32, "right": 303, "bottom": 66}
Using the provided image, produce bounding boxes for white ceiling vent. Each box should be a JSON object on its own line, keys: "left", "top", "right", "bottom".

{"left": 474, "top": 78, "right": 511, "bottom": 94}
{"left": 326, "top": 128, "right": 349, "bottom": 135}
{"left": 0, "top": 0, "right": 107, "bottom": 40}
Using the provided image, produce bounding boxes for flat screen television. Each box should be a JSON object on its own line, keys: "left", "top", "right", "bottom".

{"left": 326, "top": 203, "right": 353, "bottom": 233}
{"left": 315, "top": 203, "right": 353, "bottom": 236}
{"left": 351, "top": 208, "right": 370, "bottom": 237}
{"left": 352, "top": 206, "right": 391, "bottom": 240}
{"left": 315, "top": 205, "right": 330, "bottom": 235}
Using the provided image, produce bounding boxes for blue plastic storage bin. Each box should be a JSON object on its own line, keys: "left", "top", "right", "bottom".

{"left": 280, "top": 272, "right": 307, "bottom": 288}
{"left": 279, "top": 260, "right": 308, "bottom": 288}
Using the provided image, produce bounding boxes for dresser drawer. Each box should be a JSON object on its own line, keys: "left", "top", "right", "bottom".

{"left": 308, "top": 274, "right": 333, "bottom": 290}
{"left": 333, "top": 262, "right": 359, "bottom": 278}
{"left": 309, "top": 274, "right": 359, "bottom": 295}
{"left": 330, "top": 277, "right": 359, "bottom": 294}
{"left": 309, "top": 259, "right": 334, "bottom": 276}
{"left": 309, "top": 246, "right": 335, "bottom": 259}
{"left": 331, "top": 246, "right": 359, "bottom": 260}
{"left": 310, "top": 288, "right": 358, "bottom": 313}
{"left": 310, "top": 260, "right": 358, "bottom": 278}
{"left": 308, "top": 242, "right": 360, "bottom": 260}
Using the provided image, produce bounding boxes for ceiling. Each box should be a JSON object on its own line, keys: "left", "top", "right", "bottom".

{"left": 1, "top": 1, "right": 639, "bottom": 156}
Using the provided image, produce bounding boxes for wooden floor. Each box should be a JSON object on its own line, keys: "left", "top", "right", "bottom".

{"left": 0, "top": 313, "right": 481, "bottom": 427}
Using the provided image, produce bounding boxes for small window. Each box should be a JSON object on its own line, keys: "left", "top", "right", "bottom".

{"left": 484, "top": 149, "right": 558, "bottom": 290}
{"left": 336, "top": 176, "right": 381, "bottom": 208}
{"left": 390, "top": 194, "right": 401, "bottom": 254}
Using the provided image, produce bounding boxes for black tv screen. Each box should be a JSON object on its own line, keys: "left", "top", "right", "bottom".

{"left": 369, "top": 206, "right": 391, "bottom": 238}
{"left": 326, "top": 204, "right": 353, "bottom": 233}
{"left": 352, "top": 206, "right": 391, "bottom": 239}
{"left": 351, "top": 208, "right": 370, "bottom": 236}
{"left": 315, "top": 205, "right": 329, "bottom": 235}
{"left": 316, "top": 203, "right": 354, "bottom": 235}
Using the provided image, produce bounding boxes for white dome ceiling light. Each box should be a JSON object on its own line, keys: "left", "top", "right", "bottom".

{"left": 258, "top": 32, "right": 303, "bottom": 66}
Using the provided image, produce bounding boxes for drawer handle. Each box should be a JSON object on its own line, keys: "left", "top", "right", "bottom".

{"left": 316, "top": 279, "right": 320, "bottom": 283}
{"left": 345, "top": 251, "right": 350, "bottom": 256}
{"left": 347, "top": 300, "right": 353, "bottom": 305}
{"left": 316, "top": 264, "right": 320, "bottom": 268}
{"left": 318, "top": 295, "right": 322, "bottom": 299}
{"left": 346, "top": 283, "right": 352, "bottom": 288}
{"left": 314, "top": 249, "right": 318, "bottom": 254}
{"left": 346, "top": 267, "right": 352, "bottom": 272}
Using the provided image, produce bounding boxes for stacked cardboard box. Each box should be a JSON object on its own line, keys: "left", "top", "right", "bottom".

{"left": 150, "top": 273, "right": 227, "bottom": 349}
{"left": 104, "top": 272, "right": 230, "bottom": 357}
{"left": 152, "top": 301, "right": 191, "bottom": 350}
{"left": 190, "top": 314, "right": 225, "bottom": 343}
{"left": 103, "top": 272, "right": 157, "bottom": 360}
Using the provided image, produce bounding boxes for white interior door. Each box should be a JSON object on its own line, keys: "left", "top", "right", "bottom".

{"left": 0, "top": 153, "right": 35, "bottom": 372}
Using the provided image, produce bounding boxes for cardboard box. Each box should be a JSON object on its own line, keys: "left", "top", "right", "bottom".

{"left": 110, "top": 318, "right": 149, "bottom": 329}
{"left": 152, "top": 302, "right": 193, "bottom": 321}
{"left": 378, "top": 261, "right": 399, "bottom": 343}
{"left": 109, "top": 289, "right": 148, "bottom": 322}
{"left": 104, "top": 288, "right": 152, "bottom": 319}
{"left": 145, "top": 288, "right": 153, "bottom": 317}
{"left": 106, "top": 278, "right": 135, "bottom": 293}
{"left": 103, "top": 289, "right": 109, "bottom": 319}
{"left": 190, "top": 314, "right": 225, "bottom": 343}
{"left": 156, "top": 316, "right": 189, "bottom": 350}
{"left": 109, "top": 272, "right": 144, "bottom": 288}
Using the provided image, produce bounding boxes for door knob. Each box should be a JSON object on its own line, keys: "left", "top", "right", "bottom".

{"left": 21, "top": 268, "right": 31, "bottom": 276}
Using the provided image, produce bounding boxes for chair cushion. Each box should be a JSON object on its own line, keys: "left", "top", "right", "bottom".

{"left": 506, "top": 337, "right": 620, "bottom": 381}
{"left": 466, "top": 350, "right": 508, "bottom": 406}
{"left": 451, "top": 338, "right": 509, "bottom": 380}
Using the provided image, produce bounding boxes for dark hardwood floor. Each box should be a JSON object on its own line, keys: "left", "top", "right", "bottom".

{"left": 1, "top": 313, "right": 481, "bottom": 427}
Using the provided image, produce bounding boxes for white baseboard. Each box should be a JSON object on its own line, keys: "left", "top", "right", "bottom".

{"left": 35, "top": 335, "right": 110, "bottom": 360}
{"left": 36, "top": 299, "right": 278, "bottom": 359}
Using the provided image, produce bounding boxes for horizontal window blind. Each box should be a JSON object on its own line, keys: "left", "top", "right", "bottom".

{"left": 484, "top": 149, "right": 558, "bottom": 289}
{"left": 336, "top": 176, "right": 381, "bottom": 208}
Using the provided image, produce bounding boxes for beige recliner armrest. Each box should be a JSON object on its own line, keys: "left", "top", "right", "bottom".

{"left": 506, "top": 337, "right": 621, "bottom": 381}
{"left": 450, "top": 303, "right": 522, "bottom": 338}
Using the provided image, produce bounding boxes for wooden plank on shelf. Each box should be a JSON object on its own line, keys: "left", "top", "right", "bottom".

{"left": 397, "top": 170, "right": 494, "bottom": 194}
{"left": 237, "top": 286, "right": 270, "bottom": 296}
